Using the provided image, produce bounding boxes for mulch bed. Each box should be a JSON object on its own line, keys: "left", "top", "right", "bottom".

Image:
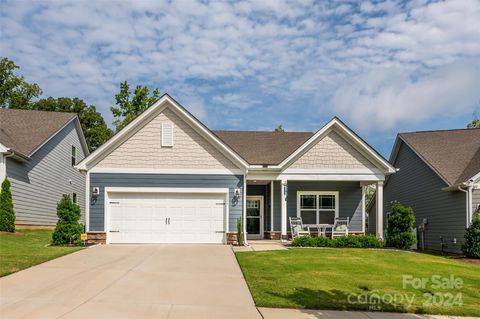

{"left": 0, "top": 231, "right": 25, "bottom": 236}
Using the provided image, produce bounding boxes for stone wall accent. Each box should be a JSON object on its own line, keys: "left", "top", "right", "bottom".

{"left": 97, "top": 107, "right": 239, "bottom": 170}
{"left": 289, "top": 131, "right": 376, "bottom": 169}
{"left": 265, "top": 231, "right": 281, "bottom": 240}
{"left": 226, "top": 232, "right": 239, "bottom": 245}
{"left": 87, "top": 232, "right": 106, "bottom": 245}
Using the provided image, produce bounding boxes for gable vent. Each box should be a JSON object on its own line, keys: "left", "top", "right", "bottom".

{"left": 161, "top": 122, "right": 174, "bottom": 147}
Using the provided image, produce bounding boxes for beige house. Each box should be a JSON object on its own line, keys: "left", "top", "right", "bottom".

{"left": 76, "top": 94, "right": 395, "bottom": 244}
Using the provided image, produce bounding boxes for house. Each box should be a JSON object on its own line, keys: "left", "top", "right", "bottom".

{"left": 76, "top": 94, "right": 396, "bottom": 244}
{"left": 0, "top": 109, "right": 89, "bottom": 227}
{"left": 369, "top": 129, "right": 480, "bottom": 253}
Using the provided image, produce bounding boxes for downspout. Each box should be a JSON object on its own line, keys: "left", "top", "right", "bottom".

{"left": 1, "top": 152, "right": 15, "bottom": 182}
{"left": 457, "top": 185, "right": 472, "bottom": 228}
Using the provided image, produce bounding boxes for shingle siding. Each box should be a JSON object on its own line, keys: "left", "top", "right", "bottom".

{"left": 89, "top": 173, "right": 243, "bottom": 232}
{"left": 6, "top": 121, "right": 86, "bottom": 226}
{"left": 271, "top": 181, "right": 363, "bottom": 232}
{"left": 383, "top": 142, "right": 467, "bottom": 253}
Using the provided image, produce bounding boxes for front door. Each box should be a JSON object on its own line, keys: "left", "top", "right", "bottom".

{"left": 246, "top": 196, "right": 264, "bottom": 239}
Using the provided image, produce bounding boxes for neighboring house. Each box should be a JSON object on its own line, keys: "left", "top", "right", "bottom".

{"left": 369, "top": 129, "right": 480, "bottom": 253}
{"left": 0, "top": 109, "right": 89, "bottom": 227}
{"left": 76, "top": 94, "right": 396, "bottom": 244}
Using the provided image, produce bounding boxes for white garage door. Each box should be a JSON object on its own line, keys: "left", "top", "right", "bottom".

{"left": 107, "top": 192, "right": 226, "bottom": 244}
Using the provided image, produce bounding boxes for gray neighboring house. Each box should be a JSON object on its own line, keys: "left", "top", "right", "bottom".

{"left": 0, "top": 109, "right": 89, "bottom": 227}
{"left": 369, "top": 128, "right": 480, "bottom": 253}
{"left": 76, "top": 94, "right": 395, "bottom": 245}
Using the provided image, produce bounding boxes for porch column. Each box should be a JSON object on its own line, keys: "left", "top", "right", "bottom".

{"left": 375, "top": 181, "right": 384, "bottom": 239}
{"left": 361, "top": 185, "right": 366, "bottom": 233}
{"left": 281, "top": 180, "right": 287, "bottom": 240}
{"left": 270, "top": 181, "right": 274, "bottom": 232}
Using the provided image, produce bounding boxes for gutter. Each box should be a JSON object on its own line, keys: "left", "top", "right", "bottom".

{"left": 457, "top": 184, "right": 473, "bottom": 228}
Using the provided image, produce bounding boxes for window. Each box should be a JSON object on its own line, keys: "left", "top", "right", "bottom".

{"left": 161, "top": 122, "right": 174, "bottom": 147}
{"left": 72, "top": 193, "right": 77, "bottom": 204}
{"left": 297, "top": 191, "right": 338, "bottom": 225}
{"left": 71, "top": 146, "right": 76, "bottom": 166}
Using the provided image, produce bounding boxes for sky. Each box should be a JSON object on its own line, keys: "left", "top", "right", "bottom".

{"left": 1, "top": 0, "right": 479, "bottom": 157}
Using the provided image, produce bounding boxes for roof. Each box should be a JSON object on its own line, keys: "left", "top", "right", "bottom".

{"left": 0, "top": 108, "right": 78, "bottom": 157}
{"left": 213, "top": 131, "right": 313, "bottom": 165}
{"left": 397, "top": 128, "right": 480, "bottom": 185}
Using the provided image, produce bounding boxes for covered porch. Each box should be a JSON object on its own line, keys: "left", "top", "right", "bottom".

{"left": 244, "top": 177, "right": 385, "bottom": 242}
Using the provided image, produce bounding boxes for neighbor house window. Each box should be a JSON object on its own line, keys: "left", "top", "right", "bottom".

{"left": 161, "top": 122, "right": 174, "bottom": 147}
{"left": 71, "top": 146, "right": 76, "bottom": 166}
{"left": 297, "top": 191, "right": 338, "bottom": 225}
{"left": 72, "top": 193, "right": 77, "bottom": 204}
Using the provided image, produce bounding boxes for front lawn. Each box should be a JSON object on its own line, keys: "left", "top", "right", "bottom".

{"left": 236, "top": 248, "right": 480, "bottom": 316}
{"left": 0, "top": 229, "right": 82, "bottom": 277}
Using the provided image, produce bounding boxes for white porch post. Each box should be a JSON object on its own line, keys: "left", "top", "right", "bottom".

{"left": 375, "top": 181, "right": 384, "bottom": 239}
{"left": 270, "top": 181, "right": 274, "bottom": 232}
{"left": 243, "top": 175, "right": 248, "bottom": 246}
{"left": 361, "top": 185, "right": 366, "bottom": 233}
{"left": 281, "top": 179, "right": 287, "bottom": 240}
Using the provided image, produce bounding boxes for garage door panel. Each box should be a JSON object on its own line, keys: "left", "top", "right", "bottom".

{"left": 108, "top": 191, "right": 226, "bottom": 244}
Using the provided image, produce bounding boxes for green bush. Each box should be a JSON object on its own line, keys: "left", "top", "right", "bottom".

{"left": 385, "top": 202, "right": 416, "bottom": 249}
{"left": 52, "top": 195, "right": 83, "bottom": 245}
{"left": 462, "top": 211, "right": 480, "bottom": 258}
{"left": 0, "top": 178, "right": 15, "bottom": 232}
{"left": 291, "top": 235, "right": 383, "bottom": 248}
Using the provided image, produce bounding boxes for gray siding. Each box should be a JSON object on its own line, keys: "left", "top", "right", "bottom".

{"left": 367, "top": 200, "right": 376, "bottom": 234}
{"left": 473, "top": 189, "right": 480, "bottom": 216}
{"left": 273, "top": 180, "right": 282, "bottom": 231}
{"left": 89, "top": 173, "right": 243, "bottom": 232}
{"left": 383, "top": 142, "right": 466, "bottom": 253}
{"left": 272, "top": 180, "right": 363, "bottom": 232}
{"left": 6, "top": 121, "right": 87, "bottom": 226}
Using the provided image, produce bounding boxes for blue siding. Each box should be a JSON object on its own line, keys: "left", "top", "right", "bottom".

{"left": 272, "top": 180, "right": 363, "bottom": 232}
{"left": 383, "top": 142, "right": 466, "bottom": 253}
{"left": 89, "top": 173, "right": 243, "bottom": 232}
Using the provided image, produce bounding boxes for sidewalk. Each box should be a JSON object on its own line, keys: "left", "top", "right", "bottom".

{"left": 258, "top": 307, "right": 478, "bottom": 319}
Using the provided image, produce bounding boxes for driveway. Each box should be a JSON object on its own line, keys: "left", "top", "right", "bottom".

{"left": 0, "top": 245, "right": 261, "bottom": 319}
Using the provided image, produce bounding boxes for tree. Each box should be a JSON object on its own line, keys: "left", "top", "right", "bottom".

{"left": 274, "top": 125, "right": 285, "bottom": 132}
{"left": 385, "top": 202, "right": 416, "bottom": 249}
{"left": 0, "top": 57, "right": 42, "bottom": 108}
{"left": 0, "top": 178, "right": 15, "bottom": 232}
{"left": 462, "top": 210, "right": 480, "bottom": 258}
{"left": 52, "top": 195, "right": 83, "bottom": 245}
{"left": 467, "top": 111, "right": 480, "bottom": 129}
{"left": 111, "top": 81, "right": 160, "bottom": 132}
{"left": 33, "top": 97, "right": 113, "bottom": 151}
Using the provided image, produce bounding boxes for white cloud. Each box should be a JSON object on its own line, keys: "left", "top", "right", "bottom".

{"left": 0, "top": 0, "right": 479, "bottom": 148}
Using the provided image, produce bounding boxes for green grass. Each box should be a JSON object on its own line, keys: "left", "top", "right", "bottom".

{"left": 236, "top": 248, "right": 480, "bottom": 316}
{"left": 0, "top": 229, "right": 82, "bottom": 277}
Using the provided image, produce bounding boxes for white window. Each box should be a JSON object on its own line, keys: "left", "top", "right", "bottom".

{"left": 297, "top": 191, "right": 339, "bottom": 225}
{"left": 161, "top": 122, "right": 174, "bottom": 147}
{"left": 71, "top": 145, "right": 76, "bottom": 166}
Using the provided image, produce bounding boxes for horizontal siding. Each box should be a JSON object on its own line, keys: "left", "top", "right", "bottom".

{"left": 6, "top": 121, "right": 86, "bottom": 226}
{"left": 472, "top": 189, "right": 480, "bottom": 216}
{"left": 89, "top": 173, "right": 243, "bottom": 232}
{"left": 383, "top": 142, "right": 466, "bottom": 253}
{"left": 272, "top": 181, "right": 363, "bottom": 232}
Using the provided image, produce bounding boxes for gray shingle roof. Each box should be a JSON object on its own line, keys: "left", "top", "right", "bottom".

{"left": 399, "top": 128, "right": 480, "bottom": 185}
{"left": 213, "top": 130, "right": 313, "bottom": 165}
{"left": 0, "top": 108, "right": 77, "bottom": 157}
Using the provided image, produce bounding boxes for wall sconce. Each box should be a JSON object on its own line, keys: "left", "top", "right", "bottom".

{"left": 92, "top": 187, "right": 100, "bottom": 201}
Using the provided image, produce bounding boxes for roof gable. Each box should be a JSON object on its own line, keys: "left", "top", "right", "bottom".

{"left": 280, "top": 118, "right": 396, "bottom": 173}
{"left": 392, "top": 129, "right": 480, "bottom": 186}
{"left": 77, "top": 94, "right": 249, "bottom": 171}
{"left": 0, "top": 109, "right": 87, "bottom": 157}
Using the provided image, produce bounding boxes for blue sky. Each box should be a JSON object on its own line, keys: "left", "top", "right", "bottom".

{"left": 1, "top": 0, "right": 479, "bottom": 157}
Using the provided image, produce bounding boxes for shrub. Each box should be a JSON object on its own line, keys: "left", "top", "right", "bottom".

{"left": 291, "top": 235, "right": 383, "bottom": 248}
{"left": 462, "top": 211, "right": 480, "bottom": 258}
{"left": 0, "top": 178, "right": 15, "bottom": 232}
{"left": 52, "top": 195, "right": 83, "bottom": 245}
{"left": 236, "top": 216, "right": 244, "bottom": 246}
{"left": 385, "top": 202, "right": 416, "bottom": 249}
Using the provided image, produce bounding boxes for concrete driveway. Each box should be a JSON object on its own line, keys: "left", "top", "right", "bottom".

{"left": 0, "top": 245, "right": 261, "bottom": 319}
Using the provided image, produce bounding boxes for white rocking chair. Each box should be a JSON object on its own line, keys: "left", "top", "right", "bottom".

{"left": 331, "top": 217, "right": 349, "bottom": 238}
{"left": 289, "top": 217, "right": 310, "bottom": 239}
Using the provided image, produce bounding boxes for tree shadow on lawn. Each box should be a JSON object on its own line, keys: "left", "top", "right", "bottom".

{"left": 267, "top": 287, "right": 411, "bottom": 316}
